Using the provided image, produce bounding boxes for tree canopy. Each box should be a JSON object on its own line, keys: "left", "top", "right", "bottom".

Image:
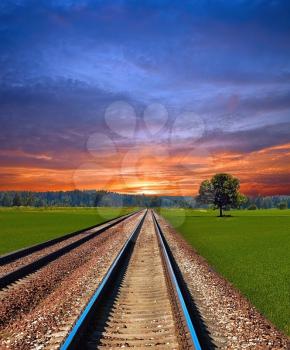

{"left": 197, "top": 173, "right": 243, "bottom": 216}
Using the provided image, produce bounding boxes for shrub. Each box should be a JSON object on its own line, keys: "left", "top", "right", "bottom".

{"left": 248, "top": 204, "right": 257, "bottom": 210}
{"left": 277, "top": 202, "right": 287, "bottom": 210}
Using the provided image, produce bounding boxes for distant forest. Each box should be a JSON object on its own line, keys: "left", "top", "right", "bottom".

{"left": 0, "top": 190, "right": 289, "bottom": 209}
{"left": 0, "top": 190, "right": 193, "bottom": 208}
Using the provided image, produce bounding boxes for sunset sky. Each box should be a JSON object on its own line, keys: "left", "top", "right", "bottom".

{"left": 0, "top": 0, "right": 290, "bottom": 196}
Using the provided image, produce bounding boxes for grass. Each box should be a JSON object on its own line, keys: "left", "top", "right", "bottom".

{"left": 0, "top": 207, "right": 135, "bottom": 255}
{"left": 159, "top": 208, "right": 290, "bottom": 336}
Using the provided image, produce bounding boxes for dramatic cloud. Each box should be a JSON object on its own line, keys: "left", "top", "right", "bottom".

{"left": 0, "top": 0, "right": 290, "bottom": 194}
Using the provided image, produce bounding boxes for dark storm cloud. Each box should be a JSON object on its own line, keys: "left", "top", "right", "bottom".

{"left": 197, "top": 91, "right": 290, "bottom": 118}
{"left": 240, "top": 92, "right": 290, "bottom": 113}
{"left": 202, "top": 122, "right": 290, "bottom": 154}
{"left": 1, "top": 0, "right": 290, "bottom": 88}
{"left": 0, "top": 79, "right": 130, "bottom": 155}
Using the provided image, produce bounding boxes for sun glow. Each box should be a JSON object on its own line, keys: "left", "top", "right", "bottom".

{"left": 126, "top": 181, "right": 160, "bottom": 195}
{"left": 1, "top": 142, "right": 290, "bottom": 196}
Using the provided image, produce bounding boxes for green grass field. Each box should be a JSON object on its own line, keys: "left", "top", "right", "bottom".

{"left": 0, "top": 207, "right": 135, "bottom": 255}
{"left": 160, "top": 208, "right": 290, "bottom": 336}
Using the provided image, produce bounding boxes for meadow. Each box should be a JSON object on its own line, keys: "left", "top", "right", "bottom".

{"left": 0, "top": 207, "right": 134, "bottom": 255}
{"left": 160, "top": 208, "right": 290, "bottom": 336}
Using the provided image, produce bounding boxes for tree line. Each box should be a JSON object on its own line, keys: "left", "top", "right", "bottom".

{"left": 0, "top": 190, "right": 194, "bottom": 208}
{"left": 0, "top": 189, "right": 289, "bottom": 209}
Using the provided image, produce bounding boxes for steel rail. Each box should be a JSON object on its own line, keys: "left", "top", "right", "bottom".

{"left": 60, "top": 209, "right": 147, "bottom": 350}
{"left": 0, "top": 210, "right": 142, "bottom": 289}
{"left": 60, "top": 209, "right": 202, "bottom": 350}
{"left": 1, "top": 210, "right": 139, "bottom": 265}
{"left": 152, "top": 210, "right": 202, "bottom": 350}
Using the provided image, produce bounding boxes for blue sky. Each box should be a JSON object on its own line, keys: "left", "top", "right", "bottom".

{"left": 0, "top": 0, "right": 290, "bottom": 194}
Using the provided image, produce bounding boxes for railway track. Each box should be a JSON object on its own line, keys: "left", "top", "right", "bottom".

{"left": 59, "top": 210, "right": 202, "bottom": 350}
{"left": 0, "top": 211, "right": 137, "bottom": 266}
{"left": 0, "top": 210, "right": 140, "bottom": 289}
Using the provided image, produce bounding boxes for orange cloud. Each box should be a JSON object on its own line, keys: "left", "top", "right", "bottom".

{"left": 0, "top": 143, "right": 289, "bottom": 196}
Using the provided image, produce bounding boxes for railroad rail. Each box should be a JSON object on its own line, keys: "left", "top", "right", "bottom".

{"left": 59, "top": 210, "right": 202, "bottom": 350}
{"left": 0, "top": 210, "right": 138, "bottom": 265}
{"left": 0, "top": 210, "right": 141, "bottom": 289}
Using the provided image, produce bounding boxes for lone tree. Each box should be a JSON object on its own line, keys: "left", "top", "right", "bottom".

{"left": 197, "top": 173, "right": 242, "bottom": 217}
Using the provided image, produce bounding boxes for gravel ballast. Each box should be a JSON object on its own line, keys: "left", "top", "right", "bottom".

{"left": 0, "top": 213, "right": 132, "bottom": 278}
